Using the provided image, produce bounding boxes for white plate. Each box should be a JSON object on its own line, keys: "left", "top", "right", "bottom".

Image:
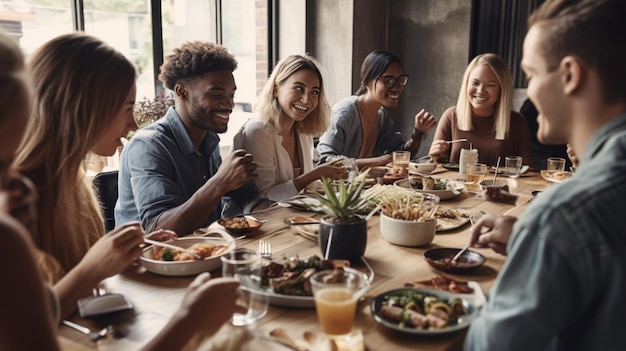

{"left": 435, "top": 207, "right": 471, "bottom": 232}
{"left": 491, "top": 165, "right": 529, "bottom": 175}
{"left": 258, "top": 263, "right": 375, "bottom": 308}
{"left": 540, "top": 170, "right": 572, "bottom": 183}
{"left": 139, "top": 229, "right": 235, "bottom": 276}
{"left": 370, "top": 287, "right": 477, "bottom": 335}
{"left": 393, "top": 179, "right": 464, "bottom": 200}
{"left": 277, "top": 195, "right": 321, "bottom": 210}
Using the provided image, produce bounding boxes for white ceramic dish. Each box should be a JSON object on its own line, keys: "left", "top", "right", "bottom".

{"left": 277, "top": 195, "right": 321, "bottom": 210}
{"left": 540, "top": 170, "right": 572, "bottom": 183}
{"left": 409, "top": 162, "right": 437, "bottom": 175}
{"left": 394, "top": 178, "right": 464, "bottom": 200}
{"left": 379, "top": 213, "right": 436, "bottom": 247}
{"left": 140, "top": 229, "right": 235, "bottom": 276}
{"left": 371, "top": 288, "right": 477, "bottom": 335}
{"left": 435, "top": 207, "right": 471, "bottom": 232}
{"left": 491, "top": 165, "right": 529, "bottom": 175}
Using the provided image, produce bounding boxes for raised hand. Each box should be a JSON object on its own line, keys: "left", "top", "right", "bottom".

{"left": 212, "top": 149, "right": 258, "bottom": 193}
{"left": 428, "top": 139, "right": 450, "bottom": 160}
{"left": 414, "top": 109, "right": 436, "bottom": 133}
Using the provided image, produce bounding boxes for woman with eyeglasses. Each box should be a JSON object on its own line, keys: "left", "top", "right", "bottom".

{"left": 428, "top": 53, "right": 534, "bottom": 167}
{"left": 316, "top": 50, "right": 435, "bottom": 169}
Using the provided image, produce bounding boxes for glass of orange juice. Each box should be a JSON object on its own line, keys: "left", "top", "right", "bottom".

{"left": 310, "top": 269, "right": 370, "bottom": 337}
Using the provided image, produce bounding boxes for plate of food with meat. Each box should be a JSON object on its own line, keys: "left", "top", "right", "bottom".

{"left": 371, "top": 287, "right": 477, "bottom": 335}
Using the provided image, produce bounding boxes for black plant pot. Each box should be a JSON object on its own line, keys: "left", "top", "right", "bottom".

{"left": 318, "top": 215, "right": 367, "bottom": 264}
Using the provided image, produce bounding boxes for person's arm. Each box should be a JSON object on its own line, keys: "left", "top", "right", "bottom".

{"left": 465, "top": 216, "right": 582, "bottom": 351}
{"left": 469, "top": 214, "right": 517, "bottom": 255}
{"left": 0, "top": 216, "right": 60, "bottom": 351}
{"left": 429, "top": 108, "right": 454, "bottom": 162}
{"left": 53, "top": 222, "right": 145, "bottom": 318}
{"left": 404, "top": 109, "right": 436, "bottom": 156}
{"left": 154, "top": 149, "right": 257, "bottom": 234}
{"left": 142, "top": 274, "right": 246, "bottom": 351}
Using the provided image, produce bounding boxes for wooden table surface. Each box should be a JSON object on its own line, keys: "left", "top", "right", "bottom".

{"left": 59, "top": 169, "right": 550, "bottom": 350}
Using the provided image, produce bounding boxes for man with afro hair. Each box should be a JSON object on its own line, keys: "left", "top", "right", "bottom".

{"left": 116, "top": 41, "right": 265, "bottom": 235}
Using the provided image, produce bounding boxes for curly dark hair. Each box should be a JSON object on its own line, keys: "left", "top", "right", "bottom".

{"left": 158, "top": 41, "right": 238, "bottom": 90}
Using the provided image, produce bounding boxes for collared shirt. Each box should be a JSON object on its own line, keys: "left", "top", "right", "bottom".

{"left": 465, "top": 112, "right": 626, "bottom": 351}
{"left": 316, "top": 95, "right": 405, "bottom": 163}
{"left": 115, "top": 107, "right": 260, "bottom": 231}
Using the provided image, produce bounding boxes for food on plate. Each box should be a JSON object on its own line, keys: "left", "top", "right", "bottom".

{"left": 406, "top": 275, "right": 474, "bottom": 294}
{"left": 379, "top": 290, "right": 468, "bottom": 330}
{"left": 152, "top": 243, "right": 229, "bottom": 261}
{"left": 425, "top": 255, "right": 476, "bottom": 270}
{"left": 262, "top": 255, "right": 347, "bottom": 296}
{"left": 552, "top": 171, "right": 571, "bottom": 182}
{"left": 220, "top": 216, "right": 249, "bottom": 229}
{"left": 434, "top": 208, "right": 466, "bottom": 220}
{"left": 408, "top": 175, "right": 447, "bottom": 190}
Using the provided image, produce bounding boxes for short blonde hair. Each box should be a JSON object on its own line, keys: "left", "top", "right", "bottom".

{"left": 456, "top": 53, "right": 512, "bottom": 140}
{"left": 253, "top": 54, "right": 330, "bottom": 136}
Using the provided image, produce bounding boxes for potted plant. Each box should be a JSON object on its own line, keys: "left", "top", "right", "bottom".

{"left": 307, "top": 177, "right": 369, "bottom": 263}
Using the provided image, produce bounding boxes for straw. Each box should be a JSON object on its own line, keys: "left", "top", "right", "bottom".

{"left": 324, "top": 228, "right": 334, "bottom": 260}
{"left": 447, "top": 138, "right": 468, "bottom": 144}
{"left": 493, "top": 156, "right": 501, "bottom": 186}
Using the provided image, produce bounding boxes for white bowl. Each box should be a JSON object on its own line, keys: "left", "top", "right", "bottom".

{"left": 140, "top": 229, "right": 235, "bottom": 276}
{"left": 379, "top": 214, "right": 436, "bottom": 247}
{"left": 409, "top": 162, "right": 437, "bottom": 175}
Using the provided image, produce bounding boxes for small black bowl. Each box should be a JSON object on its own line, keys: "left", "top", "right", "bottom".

{"left": 423, "top": 247, "right": 487, "bottom": 274}
{"left": 217, "top": 216, "right": 263, "bottom": 235}
{"left": 532, "top": 190, "right": 543, "bottom": 197}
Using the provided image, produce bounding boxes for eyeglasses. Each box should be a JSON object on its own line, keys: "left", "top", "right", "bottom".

{"left": 377, "top": 74, "right": 409, "bottom": 89}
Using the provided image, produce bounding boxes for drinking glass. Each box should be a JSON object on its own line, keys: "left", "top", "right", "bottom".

{"left": 310, "top": 269, "right": 370, "bottom": 337}
{"left": 221, "top": 248, "right": 268, "bottom": 326}
{"left": 466, "top": 163, "right": 487, "bottom": 193}
{"left": 547, "top": 157, "right": 566, "bottom": 173}
{"left": 392, "top": 151, "right": 411, "bottom": 171}
{"left": 505, "top": 156, "right": 523, "bottom": 178}
{"left": 459, "top": 148, "right": 479, "bottom": 181}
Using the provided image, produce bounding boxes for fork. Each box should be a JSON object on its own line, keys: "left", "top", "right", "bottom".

{"left": 62, "top": 320, "right": 109, "bottom": 342}
{"left": 259, "top": 239, "right": 272, "bottom": 259}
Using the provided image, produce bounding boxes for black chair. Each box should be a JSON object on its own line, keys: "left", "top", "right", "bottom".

{"left": 92, "top": 170, "right": 119, "bottom": 232}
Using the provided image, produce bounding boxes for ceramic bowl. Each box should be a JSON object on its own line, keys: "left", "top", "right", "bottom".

{"left": 379, "top": 214, "right": 436, "bottom": 247}
{"left": 409, "top": 162, "right": 437, "bottom": 175}
{"left": 140, "top": 229, "right": 235, "bottom": 276}
{"left": 423, "top": 247, "right": 486, "bottom": 274}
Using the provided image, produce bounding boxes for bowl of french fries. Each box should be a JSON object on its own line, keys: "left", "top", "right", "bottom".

{"left": 378, "top": 191, "right": 440, "bottom": 247}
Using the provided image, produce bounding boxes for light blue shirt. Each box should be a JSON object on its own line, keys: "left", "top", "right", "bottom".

{"left": 466, "top": 112, "right": 626, "bottom": 350}
{"left": 115, "top": 107, "right": 261, "bottom": 231}
{"left": 316, "top": 95, "right": 405, "bottom": 163}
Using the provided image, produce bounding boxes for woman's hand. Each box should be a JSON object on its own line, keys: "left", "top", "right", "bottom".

{"left": 469, "top": 214, "right": 517, "bottom": 255}
{"left": 176, "top": 273, "right": 247, "bottom": 333}
{"left": 428, "top": 140, "right": 450, "bottom": 160}
{"left": 315, "top": 161, "right": 349, "bottom": 180}
{"left": 78, "top": 222, "right": 145, "bottom": 280}
{"left": 414, "top": 109, "right": 436, "bottom": 133}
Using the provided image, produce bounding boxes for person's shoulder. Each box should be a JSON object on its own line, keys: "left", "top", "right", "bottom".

{"left": 439, "top": 106, "right": 457, "bottom": 121}
{"left": 332, "top": 96, "right": 357, "bottom": 113}
{"left": 509, "top": 111, "right": 528, "bottom": 126}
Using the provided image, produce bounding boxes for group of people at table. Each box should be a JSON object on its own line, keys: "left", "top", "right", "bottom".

{"left": 1, "top": 0, "right": 625, "bottom": 349}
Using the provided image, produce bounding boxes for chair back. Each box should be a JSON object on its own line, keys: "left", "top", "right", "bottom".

{"left": 92, "top": 170, "right": 118, "bottom": 232}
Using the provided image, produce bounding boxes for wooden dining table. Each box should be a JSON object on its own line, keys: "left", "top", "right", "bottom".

{"left": 59, "top": 168, "right": 550, "bottom": 351}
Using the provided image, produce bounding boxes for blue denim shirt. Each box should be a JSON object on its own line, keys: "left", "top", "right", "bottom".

{"left": 115, "top": 107, "right": 261, "bottom": 231}
{"left": 316, "top": 96, "right": 405, "bottom": 163}
{"left": 466, "top": 112, "right": 626, "bottom": 351}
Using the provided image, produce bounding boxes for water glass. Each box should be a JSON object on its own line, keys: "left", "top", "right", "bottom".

{"left": 310, "top": 269, "right": 369, "bottom": 337}
{"left": 466, "top": 163, "right": 487, "bottom": 193}
{"left": 547, "top": 157, "right": 566, "bottom": 174}
{"left": 505, "top": 156, "right": 523, "bottom": 178}
{"left": 392, "top": 151, "right": 411, "bottom": 170}
{"left": 221, "top": 248, "right": 268, "bottom": 326}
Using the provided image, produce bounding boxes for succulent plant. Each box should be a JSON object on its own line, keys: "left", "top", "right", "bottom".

{"left": 307, "top": 177, "right": 369, "bottom": 220}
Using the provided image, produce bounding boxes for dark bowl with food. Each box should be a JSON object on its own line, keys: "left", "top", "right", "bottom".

{"left": 423, "top": 247, "right": 486, "bottom": 274}
{"left": 218, "top": 216, "right": 264, "bottom": 235}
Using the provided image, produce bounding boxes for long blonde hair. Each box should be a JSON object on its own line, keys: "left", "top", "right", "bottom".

{"left": 456, "top": 53, "right": 512, "bottom": 140}
{"left": 253, "top": 54, "right": 330, "bottom": 136}
{"left": 14, "top": 33, "right": 136, "bottom": 282}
